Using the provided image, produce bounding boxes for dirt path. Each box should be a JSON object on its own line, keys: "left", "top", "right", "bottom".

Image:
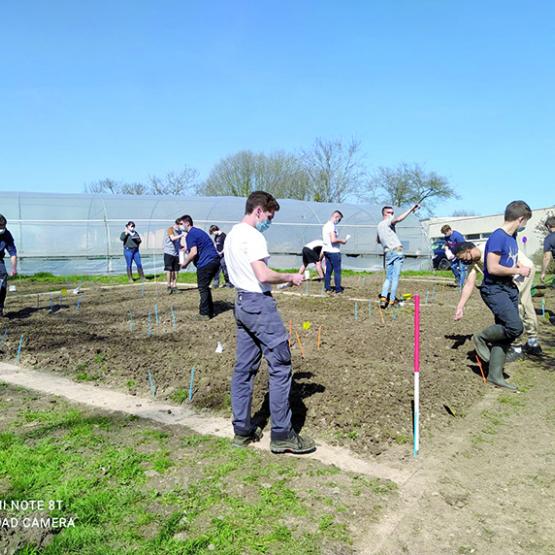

{"left": 359, "top": 355, "right": 555, "bottom": 555}
{"left": 0, "top": 361, "right": 409, "bottom": 484}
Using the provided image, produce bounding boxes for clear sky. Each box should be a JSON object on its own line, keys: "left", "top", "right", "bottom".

{"left": 1, "top": 0, "right": 552, "bottom": 215}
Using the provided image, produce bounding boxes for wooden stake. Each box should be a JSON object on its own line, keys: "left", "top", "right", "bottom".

{"left": 288, "top": 319, "right": 292, "bottom": 347}
{"left": 379, "top": 307, "right": 385, "bottom": 325}
{"left": 475, "top": 355, "right": 487, "bottom": 384}
{"left": 295, "top": 330, "right": 304, "bottom": 358}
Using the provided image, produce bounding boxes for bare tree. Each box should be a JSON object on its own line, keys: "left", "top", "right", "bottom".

{"left": 149, "top": 166, "right": 199, "bottom": 195}
{"left": 367, "top": 163, "right": 457, "bottom": 215}
{"left": 84, "top": 178, "right": 121, "bottom": 194}
{"left": 120, "top": 182, "right": 148, "bottom": 195}
{"left": 302, "top": 138, "right": 365, "bottom": 203}
{"left": 198, "top": 150, "right": 311, "bottom": 200}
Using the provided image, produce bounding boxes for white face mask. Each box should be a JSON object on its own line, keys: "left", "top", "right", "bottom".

{"left": 0, "top": 229, "right": 5, "bottom": 235}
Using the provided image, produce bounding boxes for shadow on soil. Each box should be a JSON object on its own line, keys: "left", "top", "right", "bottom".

{"left": 252, "top": 371, "right": 326, "bottom": 434}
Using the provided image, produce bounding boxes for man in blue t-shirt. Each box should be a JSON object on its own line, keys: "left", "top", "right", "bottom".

{"left": 0, "top": 214, "right": 18, "bottom": 317}
{"left": 540, "top": 216, "right": 555, "bottom": 284}
{"left": 441, "top": 224, "right": 467, "bottom": 287}
{"left": 472, "top": 201, "right": 532, "bottom": 391}
{"left": 180, "top": 215, "right": 220, "bottom": 320}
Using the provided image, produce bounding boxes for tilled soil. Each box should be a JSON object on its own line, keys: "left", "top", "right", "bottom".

{"left": 3, "top": 274, "right": 550, "bottom": 457}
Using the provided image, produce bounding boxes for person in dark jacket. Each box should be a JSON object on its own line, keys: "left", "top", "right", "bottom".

{"left": 181, "top": 216, "right": 220, "bottom": 319}
{"left": 0, "top": 214, "right": 17, "bottom": 317}
{"left": 120, "top": 221, "right": 145, "bottom": 282}
{"left": 209, "top": 225, "right": 232, "bottom": 288}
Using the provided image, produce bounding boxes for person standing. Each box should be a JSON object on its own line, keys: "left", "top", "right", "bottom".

{"left": 377, "top": 203, "right": 419, "bottom": 309}
{"left": 298, "top": 239, "right": 325, "bottom": 280}
{"left": 209, "top": 225, "right": 232, "bottom": 288}
{"left": 164, "top": 218, "right": 185, "bottom": 294}
{"left": 441, "top": 224, "right": 467, "bottom": 287}
{"left": 472, "top": 200, "right": 532, "bottom": 391}
{"left": 181, "top": 216, "right": 220, "bottom": 320}
{"left": 224, "top": 191, "right": 316, "bottom": 455}
{"left": 322, "top": 211, "right": 347, "bottom": 294}
{"left": 540, "top": 216, "right": 555, "bottom": 284}
{"left": 0, "top": 214, "right": 17, "bottom": 317}
{"left": 120, "top": 221, "right": 145, "bottom": 282}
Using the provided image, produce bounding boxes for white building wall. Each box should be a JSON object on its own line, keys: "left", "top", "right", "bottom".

{"left": 423, "top": 205, "right": 555, "bottom": 257}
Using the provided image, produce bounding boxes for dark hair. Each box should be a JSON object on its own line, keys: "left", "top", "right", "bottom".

{"left": 181, "top": 215, "right": 193, "bottom": 226}
{"left": 126, "top": 221, "right": 135, "bottom": 227}
{"left": 333, "top": 210, "right": 344, "bottom": 219}
{"left": 245, "top": 191, "right": 280, "bottom": 215}
{"left": 0, "top": 214, "right": 6, "bottom": 227}
{"left": 175, "top": 218, "right": 183, "bottom": 225}
{"left": 452, "top": 241, "right": 476, "bottom": 256}
{"left": 440, "top": 225, "right": 452, "bottom": 234}
{"left": 209, "top": 225, "right": 219, "bottom": 233}
{"left": 381, "top": 206, "right": 393, "bottom": 216}
{"left": 545, "top": 216, "right": 555, "bottom": 229}
{"left": 504, "top": 200, "right": 532, "bottom": 222}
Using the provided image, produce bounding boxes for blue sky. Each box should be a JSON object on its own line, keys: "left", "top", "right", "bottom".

{"left": 0, "top": 1, "right": 552, "bottom": 215}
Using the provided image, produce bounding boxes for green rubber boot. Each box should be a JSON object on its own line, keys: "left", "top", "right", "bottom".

{"left": 472, "top": 324, "right": 507, "bottom": 363}
{"left": 487, "top": 345, "right": 517, "bottom": 392}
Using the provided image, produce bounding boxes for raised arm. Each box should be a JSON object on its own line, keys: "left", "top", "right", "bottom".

{"left": 392, "top": 203, "right": 419, "bottom": 225}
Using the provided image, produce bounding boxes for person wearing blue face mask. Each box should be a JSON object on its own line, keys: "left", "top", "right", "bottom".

{"left": 0, "top": 214, "right": 17, "bottom": 318}
{"left": 224, "top": 191, "right": 316, "bottom": 455}
{"left": 472, "top": 200, "right": 532, "bottom": 391}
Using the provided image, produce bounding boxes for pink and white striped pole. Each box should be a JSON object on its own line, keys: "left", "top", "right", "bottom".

{"left": 413, "top": 294, "right": 420, "bottom": 457}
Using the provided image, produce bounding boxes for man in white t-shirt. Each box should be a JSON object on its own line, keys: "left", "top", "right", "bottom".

{"left": 298, "top": 239, "right": 325, "bottom": 280}
{"left": 322, "top": 211, "right": 347, "bottom": 294}
{"left": 376, "top": 203, "right": 419, "bottom": 308}
{"left": 224, "top": 191, "right": 316, "bottom": 455}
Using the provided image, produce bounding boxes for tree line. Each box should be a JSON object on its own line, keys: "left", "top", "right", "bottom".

{"left": 84, "top": 137, "right": 458, "bottom": 214}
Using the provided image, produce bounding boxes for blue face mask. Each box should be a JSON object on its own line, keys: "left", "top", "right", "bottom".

{"left": 256, "top": 219, "right": 271, "bottom": 233}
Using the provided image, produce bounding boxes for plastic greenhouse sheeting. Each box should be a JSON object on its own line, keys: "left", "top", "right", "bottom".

{"left": 0, "top": 191, "right": 431, "bottom": 275}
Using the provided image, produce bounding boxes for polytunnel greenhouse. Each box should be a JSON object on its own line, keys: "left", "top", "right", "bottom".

{"left": 0, "top": 191, "right": 432, "bottom": 275}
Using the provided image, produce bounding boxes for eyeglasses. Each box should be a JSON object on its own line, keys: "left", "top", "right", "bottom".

{"left": 385, "top": 211, "right": 394, "bottom": 215}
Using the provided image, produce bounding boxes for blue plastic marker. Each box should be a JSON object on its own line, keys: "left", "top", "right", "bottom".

{"left": 15, "top": 334, "right": 24, "bottom": 363}
{"left": 425, "top": 290, "right": 429, "bottom": 304}
{"left": 154, "top": 304, "right": 159, "bottom": 325}
{"left": 76, "top": 297, "right": 81, "bottom": 311}
{"left": 147, "top": 370, "right": 156, "bottom": 397}
{"left": 188, "top": 367, "right": 196, "bottom": 401}
{"left": 0, "top": 329, "right": 9, "bottom": 349}
{"left": 354, "top": 302, "right": 358, "bottom": 321}
{"left": 541, "top": 299, "right": 545, "bottom": 317}
{"left": 49, "top": 295, "right": 54, "bottom": 313}
{"left": 170, "top": 306, "right": 177, "bottom": 330}
{"left": 128, "top": 311, "right": 135, "bottom": 332}
{"left": 368, "top": 299, "right": 372, "bottom": 318}
{"left": 147, "top": 312, "right": 152, "bottom": 336}
{"left": 141, "top": 282, "right": 145, "bottom": 297}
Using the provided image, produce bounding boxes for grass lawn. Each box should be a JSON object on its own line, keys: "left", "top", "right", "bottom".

{"left": 0, "top": 384, "right": 396, "bottom": 554}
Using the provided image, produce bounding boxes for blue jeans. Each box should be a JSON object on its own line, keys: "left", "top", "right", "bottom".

{"left": 324, "top": 252, "right": 342, "bottom": 292}
{"left": 381, "top": 250, "right": 404, "bottom": 300}
{"left": 232, "top": 292, "right": 292, "bottom": 440}
{"left": 124, "top": 248, "right": 143, "bottom": 271}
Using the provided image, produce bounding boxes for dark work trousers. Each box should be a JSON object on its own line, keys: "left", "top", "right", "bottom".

{"left": 480, "top": 282, "right": 524, "bottom": 345}
{"left": 231, "top": 291, "right": 292, "bottom": 441}
{"left": 0, "top": 260, "right": 7, "bottom": 310}
{"left": 212, "top": 256, "right": 231, "bottom": 287}
{"left": 324, "top": 252, "right": 342, "bottom": 292}
{"left": 196, "top": 259, "right": 220, "bottom": 316}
